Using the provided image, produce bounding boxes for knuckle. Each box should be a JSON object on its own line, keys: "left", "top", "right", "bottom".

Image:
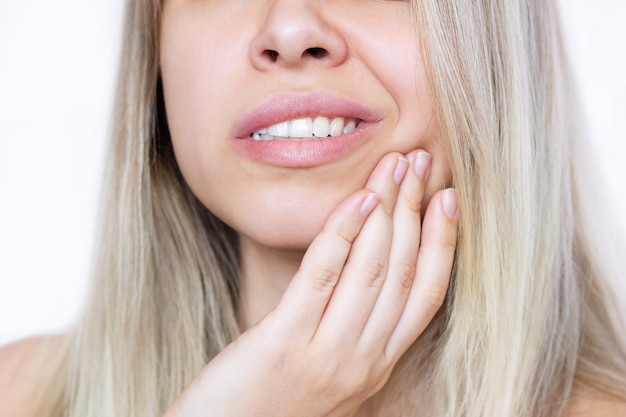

{"left": 335, "top": 220, "right": 359, "bottom": 245}
{"left": 320, "top": 225, "right": 352, "bottom": 247}
{"left": 424, "top": 283, "right": 449, "bottom": 316}
{"left": 370, "top": 367, "right": 393, "bottom": 395}
{"left": 308, "top": 267, "right": 341, "bottom": 293}
{"left": 350, "top": 361, "right": 393, "bottom": 399}
{"left": 381, "top": 203, "right": 393, "bottom": 217}
{"left": 250, "top": 322, "right": 291, "bottom": 359}
{"left": 338, "top": 365, "right": 370, "bottom": 397}
{"left": 350, "top": 375, "right": 370, "bottom": 398}
{"left": 363, "top": 258, "right": 387, "bottom": 288}
{"left": 306, "top": 349, "right": 392, "bottom": 402}
{"left": 436, "top": 233, "right": 458, "bottom": 252}
{"left": 394, "top": 262, "right": 416, "bottom": 293}
{"left": 310, "top": 354, "right": 342, "bottom": 392}
{"left": 401, "top": 190, "right": 423, "bottom": 214}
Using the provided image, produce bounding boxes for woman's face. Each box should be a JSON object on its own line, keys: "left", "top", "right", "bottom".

{"left": 160, "top": 0, "right": 451, "bottom": 250}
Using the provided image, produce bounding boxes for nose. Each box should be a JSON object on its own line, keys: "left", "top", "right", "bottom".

{"left": 249, "top": 1, "right": 348, "bottom": 71}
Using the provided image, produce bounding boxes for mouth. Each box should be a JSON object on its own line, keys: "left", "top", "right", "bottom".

{"left": 250, "top": 116, "right": 360, "bottom": 141}
{"left": 234, "top": 92, "right": 382, "bottom": 139}
{"left": 232, "top": 92, "right": 382, "bottom": 167}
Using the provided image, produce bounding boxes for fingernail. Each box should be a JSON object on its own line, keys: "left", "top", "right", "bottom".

{"left": 414, "top": 151, "right": 431, "bottom": 180}
{"left": 360, "top": 192, "right": 380, "bottom": 217}
{"left": 394, "top": 157, "right": 410, "bottom": 185}
{"left": 442, "top": 188, "right": 459, "bottom": 219}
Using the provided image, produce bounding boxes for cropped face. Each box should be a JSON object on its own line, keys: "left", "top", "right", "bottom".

{"left": 160, "top": 0, "right": 451, "bottom": 250}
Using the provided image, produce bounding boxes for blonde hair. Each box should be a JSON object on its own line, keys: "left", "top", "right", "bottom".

{"left": 37, "top": 0, "right": 626, "bottom": 416}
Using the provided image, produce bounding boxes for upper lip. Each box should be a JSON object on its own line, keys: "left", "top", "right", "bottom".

{"left": 233, "top": 92, "right": 384, "bottom": 138}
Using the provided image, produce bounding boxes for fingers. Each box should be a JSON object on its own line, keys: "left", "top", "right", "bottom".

{"left": 385, "top": 187, "right": 459, "bottom": 358}
{"left": 274, "top": 148, "right": 459, "bottom": 366}
{"left": 359, "top": 150, "right": 432, "bottom": 350}
{"left": 314, "top": 153, "right": 408, "bottom": 344}
{"left": 275, "top": 188, "right": 380, "bottom": 337}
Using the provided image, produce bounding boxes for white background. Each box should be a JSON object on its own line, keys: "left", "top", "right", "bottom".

{"left": 1, "top": 1, "right": 625, "bottom": 347}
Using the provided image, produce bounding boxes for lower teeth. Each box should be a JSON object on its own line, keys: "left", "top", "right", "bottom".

{"left": 252, "top": 133, "right": 324, "bottom": 141}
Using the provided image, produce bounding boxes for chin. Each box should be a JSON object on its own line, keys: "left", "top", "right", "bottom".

{"left": 248, "top": 230, "right": 318, "bottom": 252}
{"left": 233, "top": 203, "right": 331, "bottom": 252}
{"left": 212, "top": 178, "right": 356, "bottom": 252}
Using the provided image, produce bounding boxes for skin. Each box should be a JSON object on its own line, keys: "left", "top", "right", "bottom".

{"left": 0, "top": 336, "right": 65, "bottom": 417}
{"left": 1, "top": 338, "right": 625, "bottom": 417}
{"left": 160, "top": 0, "right": 450, "bottom": 250}
{"left": 159, "top": 0, "right": 458, "bottom": 415}
{"left": 159, "top": 0, "right": 451, "bottom": 328}
{"left": 0, "top": 1, "right": 623, "bottom": 417}
{"left": 163, "top": 152, "right": 458, "bottom": 417}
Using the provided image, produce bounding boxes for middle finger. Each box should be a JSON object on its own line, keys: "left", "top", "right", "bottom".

{"left": 313, "top": 152, "right": 408, "bottom": 347}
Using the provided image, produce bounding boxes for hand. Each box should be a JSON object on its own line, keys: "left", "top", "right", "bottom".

{"left": 164, "top": 150, "right": 459, "bottom": 417}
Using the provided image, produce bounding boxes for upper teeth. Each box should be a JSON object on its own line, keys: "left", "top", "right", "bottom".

{"left": 251, "top": 117, "right": 358, "bottom": 140}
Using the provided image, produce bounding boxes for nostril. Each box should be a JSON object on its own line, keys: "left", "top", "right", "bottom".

{"left": 264, "top": 50, "right": 279, "bottom": 63}
{"left": 306, "top": 47, "right": 327, "bottom": 59}
{"left": 262, "top": 48, "right": 327, "bottom": 63}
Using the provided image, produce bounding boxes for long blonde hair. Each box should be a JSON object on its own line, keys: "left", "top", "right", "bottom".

{"left": 38, "top": 0, "right": 626, "bottom": 416}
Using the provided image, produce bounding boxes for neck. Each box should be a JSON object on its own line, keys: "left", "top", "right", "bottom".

{"left": 238, "top": 235, "right": 305, "bottom": 329}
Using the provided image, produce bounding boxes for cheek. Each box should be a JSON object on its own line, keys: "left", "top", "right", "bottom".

{"left": 160, "top": 11, "right": 245, "bottom": 208}
{"left": 160, "top": 6, "right": 252, "bottom": 156}
{"left": 371, "top": 38, "right": 452, "bottom": 195}
{"left": 352, "top": 24, "right": 447, "bottom": 176}
{"left": 158, "top": 3, "right": 452, "bottom": 250}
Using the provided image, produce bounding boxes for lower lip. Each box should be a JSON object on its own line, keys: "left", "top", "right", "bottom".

{"left": 233, "top": 122, "right": 377, "bottom": 168}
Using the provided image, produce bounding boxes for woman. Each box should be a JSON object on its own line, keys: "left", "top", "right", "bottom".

{"left": 1, "top": 0, "right": 625, "bottom": 416}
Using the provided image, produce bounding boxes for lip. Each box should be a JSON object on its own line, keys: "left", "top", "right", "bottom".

{"left": 232, "top": 92, "right": 383, "bottom": 167}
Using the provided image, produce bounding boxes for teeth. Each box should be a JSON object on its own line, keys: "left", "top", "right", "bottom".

{"left": 329, "top": 118, "right": 344, "bottom": 137}
{"left": 252, "top": 132, "right": 274, "bottom": 140}
{"left": 343, "top": 120, "right": 356, "bottom": 135}
{"left": 267, "top": 121, "right": 290, "bottom": 137}
{"left": 252, "top": 117, "right": 358, "bottom": 140}
{"left": 312, "top": 117, "right": 330, "bottom": 138}
{"left": 290, "top": 117, "right": 313, "bottom": 138}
